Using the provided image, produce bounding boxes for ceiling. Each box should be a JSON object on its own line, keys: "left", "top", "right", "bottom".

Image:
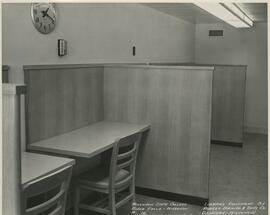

{"left": 238, "top": 3, "right": 267, "bottom": 22}
{"left": 142, "top": 3, "right": 267, "bottom": 24}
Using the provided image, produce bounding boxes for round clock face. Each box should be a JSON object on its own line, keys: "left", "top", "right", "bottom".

{"left": 31, "top": 3, "right": 57, "bottom": 34}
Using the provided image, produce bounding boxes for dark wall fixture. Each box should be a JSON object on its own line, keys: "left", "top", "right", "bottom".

{"left": 2, "top": 65, "right": 9, "bottom": 83}
{"left": 58, "top": 39, "right": 67, "bottom": 56}
{"left": 133, "top": 46, "right": 136, "bottom": 56}
{"left": 209, "top": 30, "right": 224, "bottom": 36}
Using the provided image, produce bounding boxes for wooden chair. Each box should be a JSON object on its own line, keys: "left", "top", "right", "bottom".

{"left": 74, "top": 132, "right": 142, "bottom": 215}
{"left": 21, "top": 165, "right": 73, "bottom": 215}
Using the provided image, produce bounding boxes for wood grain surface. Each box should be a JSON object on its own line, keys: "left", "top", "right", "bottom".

{"left": 211, "top": 65, "right": 246, "bottom": 143}
{"left": 103, "top": 65, "right": 213, "bottom": 198}
{"left": 24, "top": 65, "right": 104, "bottom": 144}
{"left": 2, "top": 84, "right": 25, "bottom": 215}
{"left": 150, "top": 63, "right": 246, "bottom": 144}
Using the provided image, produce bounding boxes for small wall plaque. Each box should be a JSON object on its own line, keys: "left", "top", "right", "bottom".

{"left": 58, "top": 39, "right": 67, "bottom": 56}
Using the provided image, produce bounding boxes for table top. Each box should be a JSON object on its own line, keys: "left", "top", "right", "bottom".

{"left": 28, "top": 121, "right": 150, "bottom": 158}
{"left": 21, "top": 152, "right": 75, "bottom": 187}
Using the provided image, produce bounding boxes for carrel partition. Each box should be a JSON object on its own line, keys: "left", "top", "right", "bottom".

{"left": 211, "top": 65, "right": 246, "bottom": 146}
{"left": 24, "top": 64, "right": 104, "bottom": 144}
{"left": 24, "top": 64, "right": 213, "bottom": 205}
{"left": 103, "top": 65, "right": 213, "bottom": 203}
{"left": 24, "top": 64, "right": 105, "bottom": 210}
{"left": 24, "top": 64, "right": 104, "bottom": 180}
{"left": 150, "top": 63, "right": 246, "bottom": 146}
{"left": 3, "top": 84, "right": 26, "bottom": 215}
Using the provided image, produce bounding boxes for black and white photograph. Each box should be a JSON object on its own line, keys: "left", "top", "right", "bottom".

{"left": 1, "top": 1, "right": 268, "bottom": 215}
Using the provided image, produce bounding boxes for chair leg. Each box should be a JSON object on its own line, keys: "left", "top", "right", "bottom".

{"left": 73, "top": 187, "right": 80, "bottom": 215}
{"left": 109, "top": 191, "right": 116, "bottom": 215}
{"left": 130, "top": 179, "right": 136, "bottom": 203}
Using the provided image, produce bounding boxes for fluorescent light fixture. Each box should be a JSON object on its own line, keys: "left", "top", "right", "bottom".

{"left": 194, "top": 3, "right": 253, "bottom": 28}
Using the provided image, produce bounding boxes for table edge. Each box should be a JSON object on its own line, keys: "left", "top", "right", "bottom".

{"left": 28, "top": 122, "right": 150, "bottom": 157}
{"left": 21, "top": 156, "right": 75, "bottom": 187}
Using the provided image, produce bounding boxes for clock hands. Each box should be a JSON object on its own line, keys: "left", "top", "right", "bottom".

{"left": 42, "top": 8, "right": 49, "bottom": 17}
{"left": 46, "top": 14, "right": 55, "bottom": 24}
{"left": 41, "top": 8, "right": 55, "bottom": 24}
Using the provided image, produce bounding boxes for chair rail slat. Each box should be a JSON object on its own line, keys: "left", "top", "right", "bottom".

{"left": 79, "top": 203, "right": 110, "bottom": 214}
{"left": 48, "top": 205, "right": 62, "bottom": 215}
{"left": 22, "top": 165, "right": 72, "bottom": 215}
{"left": 26, "top": 189, "right": 65, "bottom": 215}
{"left": 117, "top": 159, "right": 133, "bottom": 170}
{"left": 115, "top": 194, "right": 133, "bottom": 209}
{"left": 117, "top": 147, "right": 136, "bottom": 160}
{"left": 115, "top": 175, "right": 132, "bottom": 189}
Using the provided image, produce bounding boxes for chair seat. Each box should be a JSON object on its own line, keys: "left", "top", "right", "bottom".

{"left": 77, "top": 166, "right": 130, "bottom": 189}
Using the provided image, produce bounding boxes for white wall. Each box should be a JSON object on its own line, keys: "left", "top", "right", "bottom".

{"left": 2, "top": 3, "right": 195, "bottom": 83}
{"left": 195, "top": 23, "right": 267, "bottom": 134}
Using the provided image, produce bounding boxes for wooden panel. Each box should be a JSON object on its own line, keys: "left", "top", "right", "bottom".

{"left": 103, "top": 65, "right": 213, "bottom": 198}
{"left": 2, "top": 65, "right": 9, "bottom": 83}
{"left": 2, "top": 84, "right": 26, "bottom": 215}
{"left": 211, "top": 65, "right": 246, "bottom": 143}
{"left": 24, "top": 65, "right": 104, "bottom": 144}
{"left": 150, "top": 63, "right": 247, "bottom": 144}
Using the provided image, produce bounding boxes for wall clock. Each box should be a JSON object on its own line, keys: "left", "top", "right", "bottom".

{"left": 31, "top": 3, "right": 57, "bottom": 34}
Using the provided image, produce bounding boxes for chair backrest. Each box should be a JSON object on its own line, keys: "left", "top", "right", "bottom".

{"left": 21, "top": 165, "right": 72, "bottom": 215}
{"left": 109, "top": 132, "right": 142, "bottom": 190}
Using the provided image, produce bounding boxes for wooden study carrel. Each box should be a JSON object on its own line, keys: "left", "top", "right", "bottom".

{"left": 24, "top": 64, "right": 214, "bottom": 204}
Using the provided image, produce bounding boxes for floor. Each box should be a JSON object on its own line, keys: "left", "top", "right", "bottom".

{"left": 79, "top": 133, "right": 268, "bottom": 215}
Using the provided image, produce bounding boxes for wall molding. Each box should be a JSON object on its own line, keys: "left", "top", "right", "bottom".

{"left": 136, "top": 187, "right": 209, "bottom": 206}
{"left": 211, "top": 140, "right": 243, "bottom": 147}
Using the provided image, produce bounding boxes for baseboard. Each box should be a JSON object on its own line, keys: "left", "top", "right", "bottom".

{"left": 244, "top": 126, "right": 268, "bottom": 135}
{"left": 135, "top": 186, "right": 208, "bottom": 206}
{"left": 211, "top": 140, "right": 243, "bottom": 147}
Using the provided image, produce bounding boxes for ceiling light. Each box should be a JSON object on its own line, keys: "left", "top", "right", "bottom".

{"left": 194, "top": 3, "right": 253, "bottom": 28}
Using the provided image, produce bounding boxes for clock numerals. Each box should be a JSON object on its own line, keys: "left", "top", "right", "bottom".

{"left": 35, "top": 17, "right": 39, "bottom": 23}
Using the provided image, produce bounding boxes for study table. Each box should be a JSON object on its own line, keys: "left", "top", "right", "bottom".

{"left": 21, "top": 152, "right": 75, "bottom": 188}
{"left": 27, "top": 120, "right": 150, "bottom": 158}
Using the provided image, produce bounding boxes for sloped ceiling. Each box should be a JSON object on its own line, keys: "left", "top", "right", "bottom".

{"left": 142, "top": 3, "right": 267, "bottom": 24}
